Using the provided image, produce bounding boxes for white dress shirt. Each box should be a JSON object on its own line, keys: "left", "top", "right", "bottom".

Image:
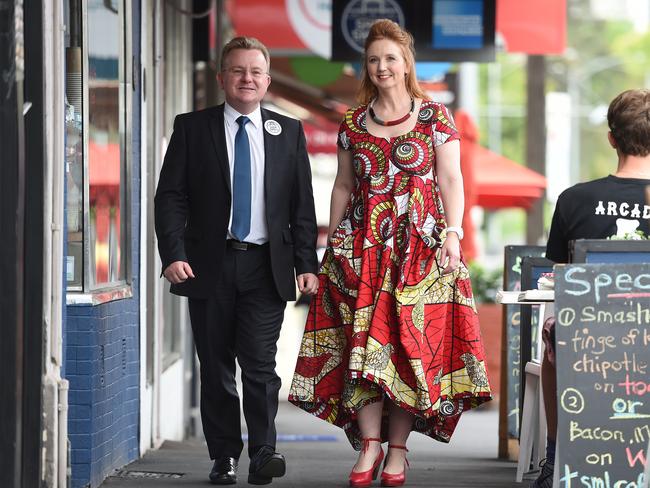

{"left": 223, "top": 103, "right": 268, "bottom": 244}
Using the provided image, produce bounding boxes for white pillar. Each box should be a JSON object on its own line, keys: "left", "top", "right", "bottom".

{"left": 458, "top": 62, "right": 480, "bottom": 123}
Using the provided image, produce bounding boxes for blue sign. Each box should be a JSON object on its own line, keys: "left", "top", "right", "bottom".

{"left": 433, "top": 0, "right": 484, "bottom": 50}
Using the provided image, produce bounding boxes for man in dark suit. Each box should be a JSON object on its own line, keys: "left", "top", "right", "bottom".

{"left": 154, "top": 36, "right": 318, "bottom": 485}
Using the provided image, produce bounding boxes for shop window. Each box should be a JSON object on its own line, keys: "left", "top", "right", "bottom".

{"left": 65, "top": 0, "right": 130, "bottom": 294}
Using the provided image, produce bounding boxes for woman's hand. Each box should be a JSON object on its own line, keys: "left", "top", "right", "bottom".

{"left": 440, "top": 233, "right": 461, "bottom": 274}
{"left": 297, "top": 273, "right": 319, "bottom": 295}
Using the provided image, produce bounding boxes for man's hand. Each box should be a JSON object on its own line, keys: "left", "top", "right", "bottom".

{"left": 163, "top": 261, "right": 195, "bottom": 284}
{"left": 297, "top": 273, "right": 319, "bottom": 295}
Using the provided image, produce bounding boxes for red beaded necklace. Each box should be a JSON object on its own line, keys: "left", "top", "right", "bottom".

{"left": 368, "top": 97, "right": 415, "bottom": 126}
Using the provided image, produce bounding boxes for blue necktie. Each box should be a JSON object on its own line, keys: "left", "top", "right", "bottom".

{"left": 231, "top": 115, "right": 252, "bottom": 241}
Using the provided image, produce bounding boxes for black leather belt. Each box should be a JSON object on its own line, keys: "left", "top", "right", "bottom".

{"left": 227, "top": 240, "right": 268, "bottom": 251}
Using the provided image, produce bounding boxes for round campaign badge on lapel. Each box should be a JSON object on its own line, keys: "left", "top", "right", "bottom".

{"left": 264, "top": 119, "right": 282, "bottom": 136}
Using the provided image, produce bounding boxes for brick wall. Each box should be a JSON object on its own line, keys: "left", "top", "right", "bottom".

{"left": 66, "top": 300, "right": 139, "bottom": 488}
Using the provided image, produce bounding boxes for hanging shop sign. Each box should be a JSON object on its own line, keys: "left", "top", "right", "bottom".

{"left": 331, "top": 0, "right": 496, "bottom": 62}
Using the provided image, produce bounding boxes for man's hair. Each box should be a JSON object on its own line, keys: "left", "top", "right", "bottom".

{"left": 357, "top": 19, "right": 428, "bottom": 105}
{"left": 220, "top": 36, "right": 270, "bottom": 71}
{"left": 607, "top": 89, "right": 650, "bottom": 157}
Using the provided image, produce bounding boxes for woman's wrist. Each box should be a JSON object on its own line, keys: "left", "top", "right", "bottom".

{"left": 446, "top": 226, "right": 464, "bottom": 240}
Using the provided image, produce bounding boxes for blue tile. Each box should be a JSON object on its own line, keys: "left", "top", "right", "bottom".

{"left": 68, "top": 389, "right": 92, "bottom": 405}
{"left": 67, "top": 375, "right": 91, "bottom": 390}
{"left": 75, "top": 360, "right": 94, "bottom": 375}
{"left": 72, "top": 449, "right": 91, "bottom": 464}
{"left": 75, "top": 346, "right": 96, "bottom": 361}
{"left": 68, "top": 419, "right": 91, "bottom": 435}
{"left": 68, "top": 433, "right": 91, "bottom": 450}
{"left": 72, "top": 462, "right": 90, "bottom": 480}
{"left": 65, "top": 361, "right": 77, "bottom": 374}
{"left": 69, "top": 405, "right": 91, "bottom": 420}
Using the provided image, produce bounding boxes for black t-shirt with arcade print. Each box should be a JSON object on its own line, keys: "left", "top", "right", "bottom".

{"left": 546, "top": 174, "right": 650, "bottom": 263}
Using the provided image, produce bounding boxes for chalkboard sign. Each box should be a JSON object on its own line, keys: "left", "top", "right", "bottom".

{"left": 519, "top": 257, "right": 554, "bottom": 428}
{"left": 571, "top": 239, "right": 650, "bottom": 265}
{"left": 555, "top": 263, "right": 650, "bottom": 487}
{"left": 501, "top": 246, "right": 546, "bottom": 441}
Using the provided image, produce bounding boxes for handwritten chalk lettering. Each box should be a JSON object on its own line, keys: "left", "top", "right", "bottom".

{"left": 570, "top": 420, "right": 625, "bottom": 443}
{"left": 508, "top": 402, "right": 520, "bottom": 420}
{"left": 560, "top": 464, "right": 646, "bottom": 488}
{"left": 594, "top": 383, "right": 616, "bottom": 393}
{"left": 619, "top": 375, "right": 650, "bottom": 397}
{"left": 622, "top": 329, "right": 641, "bottom": 346}
{"left": 564, "top": 267, "right": 650, "bottom": 304}
{"left": 612, "top": 398, "right": 643, "bottom": 414}
{"left": 586, "top": 453, "right": 613, "bottom": 466}
{"left": 634, "top": 425, "right": 650, "bottom": 444}
{"left": 565, "top": 267, "right": 591, "bottom": 295}
{"left": 611, "top": 398, "right": 647, "bottom": 420}
{"left": 573, "top": 352, "right": 647, "bottom": 380}
{"left": 557, "top": 265, "right": 650, "bottom": 486}
{"left": 580, "top": 304, "right": 650, "bottom": 325}
{"left": 510, "top": 333, "right": 521, "bottom": 351}
{"left": 616, "top": 273, "right": 634, "bottom": 290}
{"left": 561, "top": 388, "right": 586, "bottom": 414}
{"left": 559, "top": 307, "right": 577, "bottom": 327}
{"left": 559, "top": 465, "right": 580, "bottom": 487}
{"left": 512, "top": 362, "right": 520, "bottom": 377}
{"left": 510, "top": 310, "right": 521, "bottom": 327}
{"left": 626, "top": 447, "right": 647, "bottom": 468}
{"left": 571, "top": 328, "right": 616, "bottom": 354}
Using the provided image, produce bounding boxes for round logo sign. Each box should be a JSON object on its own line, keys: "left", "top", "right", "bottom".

{"left": 264, "top": 119, "right": 282, "bottom": 136}
{"left": 286, "top": 0, "right": 332, "bottom": 59}
{"left": 341, "top": 0, "right": 405, "bottom": 53}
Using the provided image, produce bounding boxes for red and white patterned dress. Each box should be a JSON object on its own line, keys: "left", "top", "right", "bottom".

{"left": 289, "top": 101, "right": 492, "bottom": 449}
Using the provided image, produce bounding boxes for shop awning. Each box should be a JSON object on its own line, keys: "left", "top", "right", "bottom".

{"left": 473, "top": 144, "right": 546, "bottom": 210}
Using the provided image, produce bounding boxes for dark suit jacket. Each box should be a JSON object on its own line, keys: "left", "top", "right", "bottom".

{"left": 154, "top": 104, "right": 318, "bottom": 302}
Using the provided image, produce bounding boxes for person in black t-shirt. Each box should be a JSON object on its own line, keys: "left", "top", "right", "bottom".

{"left": 532, "top": 88, "right": 650, "bottom": 488}
{"left": 546, "top": 177, "right": 650, "bottom": 262}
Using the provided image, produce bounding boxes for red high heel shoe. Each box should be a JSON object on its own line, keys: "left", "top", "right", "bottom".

{"left": 349, "top": 437, "right": 384, "bottom": 488}
{"left": 380, "top": 444, "right": 409, "bottom": 487}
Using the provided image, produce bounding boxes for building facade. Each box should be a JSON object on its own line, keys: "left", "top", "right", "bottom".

{"left": 1, "top": 1, "right": 210, "bottom": 486}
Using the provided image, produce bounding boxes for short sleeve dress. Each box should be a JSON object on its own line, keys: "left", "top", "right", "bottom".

{"left": 288, "top": 101, "right": 492, "bottom": 448}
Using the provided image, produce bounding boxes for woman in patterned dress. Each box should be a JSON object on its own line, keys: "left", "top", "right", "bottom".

{"left": 289, "top": 19, "right": 491, "bottom": 487}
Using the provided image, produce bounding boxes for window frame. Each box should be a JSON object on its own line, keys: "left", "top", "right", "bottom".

{"left": 67, "top": 0, "right": 132, "bottom": 300}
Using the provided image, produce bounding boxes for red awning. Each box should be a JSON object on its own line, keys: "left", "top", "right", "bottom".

{"left": 473, "top": 144, "right": 546, "bottom": 210}
{"left": 227, "top": 0, "right": 301, "bottom": 48}
{"left": 496, "top": 0, "right": 566, "bottom": 55}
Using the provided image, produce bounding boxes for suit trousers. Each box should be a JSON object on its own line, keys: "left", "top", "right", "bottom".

{"left": 188, "top": 243, "right": 286, "bottom": 460}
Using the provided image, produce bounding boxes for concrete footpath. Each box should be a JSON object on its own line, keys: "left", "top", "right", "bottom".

{"left": 100, "top": 401, "right": 528, "bottom": 488}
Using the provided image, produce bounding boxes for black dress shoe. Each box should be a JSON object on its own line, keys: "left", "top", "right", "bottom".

{"left": 210, "top": 456, "right": 238, "bottom": 485}
{"left": 248, "top": 446, "right": 286, "bottom": 485}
